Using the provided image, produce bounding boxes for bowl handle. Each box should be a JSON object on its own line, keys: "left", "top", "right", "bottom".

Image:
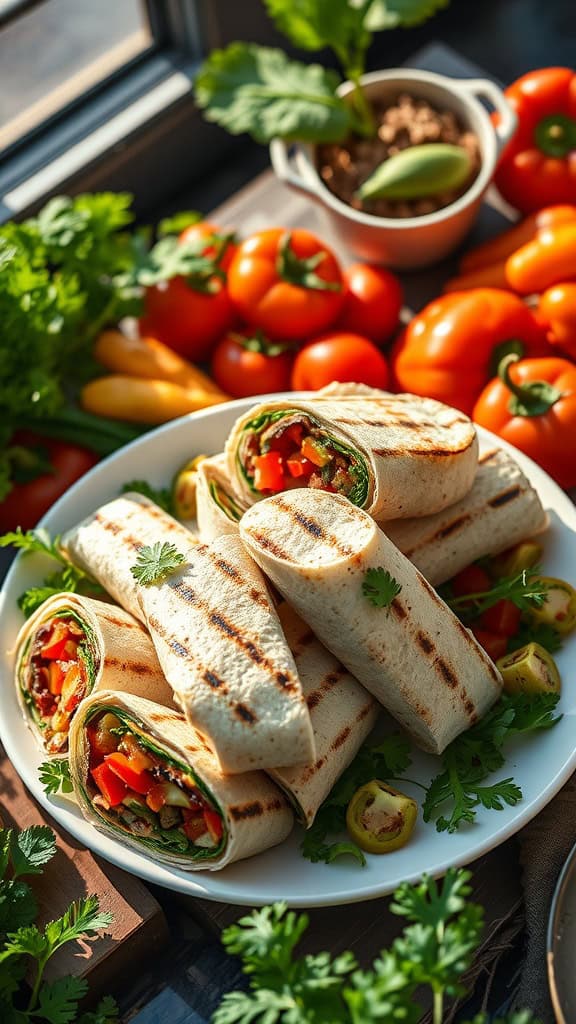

{"left": 269, "top": 139, "right": 321, "bottom": 200}
{"left": 458, "top": 78, "right": 518, "bottom": 151}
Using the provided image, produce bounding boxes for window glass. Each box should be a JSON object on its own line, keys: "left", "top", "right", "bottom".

{"left": 0, "top": 0, "right": 152, "bottom": 152}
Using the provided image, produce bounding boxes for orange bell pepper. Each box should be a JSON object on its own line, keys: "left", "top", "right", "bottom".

{"left": 538, "top": 282, "right": 576, "bottom": 358}
{"left": 506, "top": 222, "right": 576, "bottom": 294}
{"left": 390, "top": 289, "right": 548, "bottom": 415}
{"left": 473, "top": 354, "right": 576, "bottom": 489}
{"left": 460, "top": 205, "right": 576, "bottom": 274}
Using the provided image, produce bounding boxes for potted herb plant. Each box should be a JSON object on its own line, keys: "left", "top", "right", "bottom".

{"left": 195, "top": 0, "right": 516, "bottom": 268}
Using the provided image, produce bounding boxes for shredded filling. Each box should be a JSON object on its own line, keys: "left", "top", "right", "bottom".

{"left": 23, "top": 614, "right": 92, "bottom": 754}
{"left": 86, "top": 711, "right": 224, "bottom": 855}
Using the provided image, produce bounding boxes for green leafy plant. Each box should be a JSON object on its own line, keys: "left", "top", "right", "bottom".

{"left": 130, "top": 542, "right": 186, "bottom": 585}
{"left": 361, "top": 567, "right": 402, "bottom": 609}
{"left": 195, "top": 0, "right": 450, "bottom": 145}
{"left": 0, "top": 529, "right": 104, "bottom": 618}
{"left": 0, "top": 823, "right": 117, "bottom": 1024}
{"left": 212, "top": 867, "right": 539, "bottom": 1024}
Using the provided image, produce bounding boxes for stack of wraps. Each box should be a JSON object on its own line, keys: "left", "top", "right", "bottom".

{"left": 240, "top": 489, "right": 503, "bottom": 754}
{"left": 225, "top": 392, "right": 479, "bottom": 521}
{"left": 69, "top": 691, "right": 294, "bottom": 870}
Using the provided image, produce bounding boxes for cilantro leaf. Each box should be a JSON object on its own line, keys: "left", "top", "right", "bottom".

{"left": 121, "top": 480, "right": 174, "bottom": 515}
{"left": 362, "top": 568, "right": 402, "bottom": 609}
{"left": 509, "top": 620, "right": 563, "bottom": 655}
{"left": 0, "top": 528, "right": 104, "bottom": 617}
{"left": 44, "top": 895, "right": 112, "bottom": 952}
{"left": 0, "top": 882, "right": 38, "bottom": 935}
{"left": 78, "top": 995, "right": 121, "bottom": 1024}
{"left": 0, "top": 924, "right": 49, "bottom": 963}
{"left": 213, "top": 990, "right": 297, "bottom": 1024}
{"left": 10, "top": 826, "right": 57, "bottom": 880}
{"left": 39, "top": 760, "right": 74, "bottom": 797}
{"left": 447, "top": 567, "right": 549, "bottom": 618}
{"left": 157, "top": 211, "right": 202, "bottom": 237}
{"left": 36, "top": 976, "right": 89, "bottom": 1024}
{"left": 130, "top": 542, "right": 185, "bottom": 585}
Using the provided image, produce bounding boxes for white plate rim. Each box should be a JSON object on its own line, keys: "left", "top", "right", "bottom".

{"left": 1, "top": 395, "right": 575, "bottom": 908}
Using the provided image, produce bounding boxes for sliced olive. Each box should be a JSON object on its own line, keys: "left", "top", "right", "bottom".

{"left": 491, "top": 540, "right": 543, "bottom": 578}
{"left": 525, "top": 577, "right": 576, "bottom": 635}
{"left": 172, "top": 455, "right": 207, "bottom": 520}
{"left": 346, "top": 780, "right": 417, "bottom": 854}
{"left": 497, "top": 642, "right": 561, "bottom": 695}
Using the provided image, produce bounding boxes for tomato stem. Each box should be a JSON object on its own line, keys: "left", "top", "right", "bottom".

{"left": 276, "top": 232, "right": 341, "bottom": 292}
{"left": 535, "top": 113, "right": 576, "bottom": 158}
{"left": 498, "top": 353, "right": 564, "bottom": 418}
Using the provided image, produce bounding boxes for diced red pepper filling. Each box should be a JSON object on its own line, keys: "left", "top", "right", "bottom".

{"left": 86, "top": 713, "right": 224, "bottom": 852}
{"left": 244, "top": 417, "right": 358, "bottom": 497}
{"left": 24, "top": 616, "right": 90, "bottom": 754}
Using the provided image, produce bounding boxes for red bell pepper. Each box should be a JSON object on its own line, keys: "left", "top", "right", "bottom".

{"left": 253, "top": 452, "right": 284, "bottom": 492}
{"left": 105, "top": 752, "right": 154, "bottom": 795}
{"left": 470, "top": 627, "right": 508, "bottom": 662}
{"left": 481, "top": 600, "right": 522, "bottom": 638}
{"left": 494, "top": 68, "right": 576, "bottom": 213}
{"left": 91, "top": 762, "right": 128, "bottom": 807}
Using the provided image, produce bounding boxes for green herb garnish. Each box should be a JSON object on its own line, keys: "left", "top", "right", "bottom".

{"left": 446, "top": 567, "right": 549, "bottom": 618}
{"left": 130, "top": 542, "right": 185, "bottom": 585}
{"left": 0, "top": 528, "right": 105, "bottom": 616}
{"left": 362, "top": 567, "right": 402, "bottom": 609}
{"left": 39, "top": 759, "right": 73, "bottom": 796}
{"left": 121, "top": 479, "right": 174, "bottom": 515}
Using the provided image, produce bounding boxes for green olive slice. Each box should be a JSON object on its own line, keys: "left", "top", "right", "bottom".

{"left": 497, "top": 642, "right": 561, "bottom": 695}
{"left": 526, "top": 577, "right": 576, "bottom": 635}
{"left": 346, "top": 780, "right": 417, "bottom": 854}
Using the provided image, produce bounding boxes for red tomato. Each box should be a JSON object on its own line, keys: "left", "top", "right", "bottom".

{"left": 291, "top": 333, "right": 390, "bottom": 391}
{"left": 481, "top": 599, "right": 522, "bottom": 637}
{"left": 139, "top": 276, "right": 235, "bottom": 361}
{"left": 227, "top": 228, "right": 344, "bottom": 342}
{"left": 451, "top": 565, "right": 492, "bottom": 598}
{"left": 0, "top": 435, "right": 98, "bottom": 532}
{"left": 337, "top": 263, "right": 403, "bottom": 343}
{"left": 211, "top": 331, "right": 294, "bottom": 398}
{"left": 470, "top": 626, "right": 508, "bottom": 661}
{"left": 179, "top": 220, "right": 238, "bottom": 272}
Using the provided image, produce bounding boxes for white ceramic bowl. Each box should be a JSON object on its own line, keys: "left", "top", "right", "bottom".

{"left": 270, "top": 69, "right": 517, "bottom": 269}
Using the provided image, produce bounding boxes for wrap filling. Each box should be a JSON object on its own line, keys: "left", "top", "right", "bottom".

{"left": 238, "top": 410, "right": 369, "bottom": 505}
{"left": 84, "top": 709, "right": 225, "bottom": 859}
{"left": 20, "top": 612, "right": 96, "bottom": 754}
{"left": 209, "top": 480, "right": 243, "bottom": 522}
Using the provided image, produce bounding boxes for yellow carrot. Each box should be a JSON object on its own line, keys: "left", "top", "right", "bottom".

{"left": 460, "top": 205, "right": 576, "bottom": 273}
{"left": 443, "top": 260, "right": 511, "bottom": 293}
{"left": 81, "top": 375, "right": 226, "bottom": 425}
{"left": 94, "top": 330, "right": 229, "bottom": 398}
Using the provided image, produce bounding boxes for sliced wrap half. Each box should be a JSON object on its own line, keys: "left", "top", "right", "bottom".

{"left": 240, "top": 490, "right": 502, "bottom": 755}
{"left": 14, "top": 594, "right": 175, "bottom": 755}
{"left": 69, "top": 691, "right": 294, "bottom": 871}
{"left": 61, "top": 493, "right": 199, "bottom": 623}
{"left": 225, "top": 393, "right": 479, "bottom": 521}
{"left": 384, "top": 445, "right": 548, "bottom": 586}
{"left": 137, "top": 534, "right": 315, "bottom": 775}
{"left": 270, "top": 603, "right": 379, "bottom": 826}
{"left": 196, "top": 453, "right": 245, "bottom": 542}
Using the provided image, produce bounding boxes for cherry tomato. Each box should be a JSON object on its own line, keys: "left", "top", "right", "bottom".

{"left": 291, "top": 333, "right": 390, "bottom": 391}
{"left": 451, "top": 565, "right": 492, "bottom": 598}
{"left": 481, "top": 599, "right": 522, "bottom": 638}
{"left": 337, "top": 263, "right": 403, "bottom": 343}
{"left": 0, "top": 435, "right": 98, "bottom": 532}
{"left": 227, "top": 228, "right": 344, "bottom": 342}
{"left": 179, "top": 220, "right": 238, "bottom": 272}
{"left": 211, "top": 331, "right": 294, "bottom": 398}
{"left": 139, "top": 276, "right": 235, "bottom": 361}
{"left": 470, "top": 627, "right": 509, "bottom": 662}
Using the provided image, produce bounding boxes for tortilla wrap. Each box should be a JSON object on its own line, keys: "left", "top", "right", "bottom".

{"left": 14, "top": 593, "right": 176, "bottom": 755}
{"left": 137, "top": 533, "right": 315, "bottom": 775}
{"left": 196, "top": 453, "right": 244, "bottom": 542}
{"left": 69, "top": 691, "right": 294, "bottom": 871}
{"left": 384, "top": 445, "right": 548, "bottom": 586}
{"left": 61, "top": 493, "right": 199, "bottom": 622}
{"left": 240, "top": 490, "right": 502, "bottom": 755}
{"left": 270, "top": 603, "right": 379, "bottom": 826}
{"left": 225, "top": 393, "right": 479, "bottom": 521}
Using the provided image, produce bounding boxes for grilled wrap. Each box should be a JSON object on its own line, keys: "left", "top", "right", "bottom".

{"left": 14, "top": 594, "right": 175, "bottom": 755}
{"left": 240, "top": 490, "right": 502, "bottom": 755}
{"left": 270, "top": 603, "right": 379, "bottom": 826}
{"left": 196, "top": 453, "right": 245, "bottom": 542}
{"left": 61, "top": 493, "right": 199, "bottom": 623}
{"left": 137, "top": 533, "right": 315, "bottom": 775}
{"left": 384, "top": 445, "right": 549, "bottom": 586}
{"left": 69, "top": 691, "right": 294, "bottom": 871}
{"left": 225, "top": 393, "right": 479, "bottom": 521}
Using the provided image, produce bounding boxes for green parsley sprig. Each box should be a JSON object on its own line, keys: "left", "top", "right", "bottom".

{"left": 0, "top": 528, "right": 105, "bottom": 617}
{"left": 130, "top": 542, "right": 185, "bottom": 585}
{"left": 361, "top": 567, "right": 402, "bottom": 610}
{"left": 445, "top": 567, "right": 549, "bottom": 618}
{"left": 38, "top": 760, "right": 73, "bottom": 797}
{"left": 423, "top": 692, "right": 561, "bottom": 833}
{"left": 212, "top": 867, "right": 540, "bottom": 1024}
{"left": 0, "top": 824, "right": 117, "bottom": 1023}
{"left": 121, "top": 480, "right": 175, "bottom": 516}
{"left": 301, "top": 735, "right": 412, "bottom": 865}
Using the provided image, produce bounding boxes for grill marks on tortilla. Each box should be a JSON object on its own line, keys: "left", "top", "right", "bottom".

{"left": 103, "top": 656, "right": 156, "bottom": 676}
{"left": 266, "top": 497, "right": 357, "bottom": 559}
{"left": 373, "top": 438, "right": 474, "bottom": 458}
{"left": 230, "top": 799, "right": 285, "bottom": 821}
{"left": 306, "top": 667, "right": 348, "bottom": 710}
{"left": 489, "top": 485, "right": 523, "bottom": 509}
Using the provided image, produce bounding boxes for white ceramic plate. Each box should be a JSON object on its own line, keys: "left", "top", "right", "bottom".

{"left": 1, "top": 397, "right": 575, "bottom": 908}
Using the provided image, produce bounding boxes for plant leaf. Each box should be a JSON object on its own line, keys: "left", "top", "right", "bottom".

{"left": 44, "top": 895, "right": 112, "bottom": 953}
{"left": 35, "top": 977, "right": 89, "bottom": 1024}
{"left": 10, "top": 826, "right": 56, "bottom": 879}
{"left": 364, "top": 0, "right": 450, "bottom": 30}
{"left": 195, "top": 43, "right": 352, "bottom": 144}
{"left": 0, "top": 881, "right": 38, "bottom": 934}
{"left": 39, "top": 760, "right": 74, "bottom": 796}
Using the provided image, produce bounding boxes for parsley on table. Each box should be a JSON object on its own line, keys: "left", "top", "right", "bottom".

{"left": 0, "top": 528, "right": 104, "bottom": 617}
{"left": 130, "top": 542, "right": 185, "bottom": 585}
{"left": 423, "top": 692, "right": 561, "bottom": 833}
{"left": 38, "top": 760, "right": 73, "bottom": 797}
{"left": 212, "top": 867, "right": 540, "bottom": 1024}
{"left": 0, "top": 824, "right": 117, "bottom": 1024}
{"left": 301, "top": 734, "right": 412, "bottom": 866}
{"left": 361, "top": 567, "right": 402, "bottom": 610}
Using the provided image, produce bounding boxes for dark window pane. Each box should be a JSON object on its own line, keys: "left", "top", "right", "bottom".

{"left": 0, "top": 0, "right": 152, "bottom": 151}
